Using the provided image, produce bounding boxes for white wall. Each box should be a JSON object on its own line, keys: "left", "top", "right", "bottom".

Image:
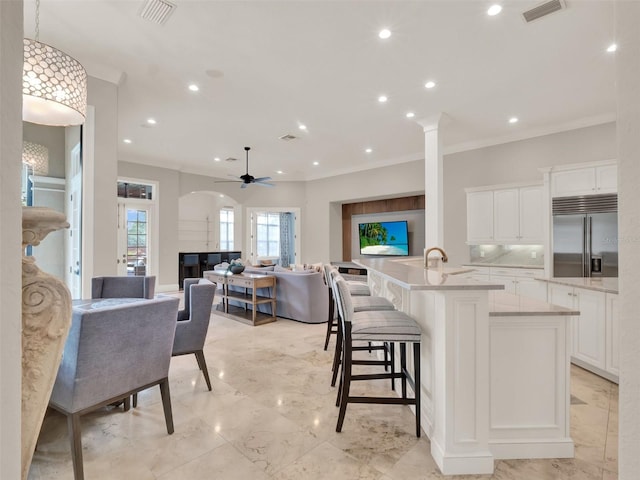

{"left": 616, "top": 1, "right": 640, "bottom": 477}
{"left": 443, "top": 122, "right": 617, "bottom": 265}
{"left": 87, "top": 77, "right": 118, "bottom": 277}
{"left": 23, "top": 122, "right": 65, "bottom": 178}
{"left": 0, "top": 1, "right": 24, "bottom": 477}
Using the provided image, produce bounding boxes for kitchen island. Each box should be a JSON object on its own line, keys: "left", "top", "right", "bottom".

{"left": 354, "top": 257, "right": 576, "bottom": 475}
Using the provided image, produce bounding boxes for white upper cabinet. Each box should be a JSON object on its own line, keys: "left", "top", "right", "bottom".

{"left": 467, "top": 190, "right": 494, "bottom": 243}
{"left": 493, "top": 189, "right": 519, "bottom": 242}
{"left": 467, "top": 184, "right": 544, "bottom": 244}
{"left": 518, "top": 186, "right": 545, "bottom": 243}
{"left": 551, "top": 163, "right": 617, "bottom": 197}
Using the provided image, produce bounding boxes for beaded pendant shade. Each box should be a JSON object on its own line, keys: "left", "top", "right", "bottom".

{"left": 22, "top": 141, "right": 49, "bottom": 176}
{"left": 22, "top": 0, "right": 87, "bottom": 126}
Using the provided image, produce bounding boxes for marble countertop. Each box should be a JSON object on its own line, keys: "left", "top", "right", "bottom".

{"left": 464, "top": 263, "right": 544, "bottom": 270}
{"left": 353, "top": 257, "right": 504, "bottom": 291}
{"left": 489, "top": 291, "right": 578, "bottom": 317}
{"left": 537, "top": 277, "right": 619, "bottom": 294}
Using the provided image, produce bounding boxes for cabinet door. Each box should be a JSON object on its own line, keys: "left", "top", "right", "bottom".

{"left": 548, "top": 283, "right": 577, "bottom": 356}
{"left": 467, "top": 191, "right": 494, "bottom": 243}
{"left": 552, "top": 168, "right": 596, "bottom": 197}
{"left": 574, "top": 289, "right": 606, "bottom": 370}
{"left": 516, "top": 278, "right": 547, "bottom": 302}
{"left": 519, "top": 186, "right": 544, "bottom": 243}
{"left": 491, "top": 275, "right": 517, "bottom": 294}
{"left": 606, "top": 293, "right": 619, "bottom": 376}
{"left": 596, "top": 165, "right": 617, "bottom": 194}
{"left": 493, "top": 189, "right": 519, "bottom": 242}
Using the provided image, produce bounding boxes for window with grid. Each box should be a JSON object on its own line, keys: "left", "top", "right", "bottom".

{"left": 127, "top": 209, "right": 147, "bottom": 275}
{"left": 220, "top": 208, "right": 234, "bottom": 250}
{"left": 256, "top": 212, "right": 280, "bottom": 257}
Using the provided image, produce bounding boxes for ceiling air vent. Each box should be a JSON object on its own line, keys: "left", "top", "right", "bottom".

{"left": 139, "top": 0, "right": 177, "bottom": 25}
{"left": 225, "top": 157, "right": 237, "bottom": 162}
{"left": 279, "top": 134, "right": 298, "bottom": 141}
{"left": 522, "top": 0, "right": 565, "bottom": 23}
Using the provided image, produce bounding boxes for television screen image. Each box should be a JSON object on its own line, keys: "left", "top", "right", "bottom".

{"left": 359, "top": 221, "right": 409, "bottom": 256}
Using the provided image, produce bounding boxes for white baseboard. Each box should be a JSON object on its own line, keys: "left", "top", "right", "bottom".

{"left": 490, "top": 438, "right": 574, "bottom": 459}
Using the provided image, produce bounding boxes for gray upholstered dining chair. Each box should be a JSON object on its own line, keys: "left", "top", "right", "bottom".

{"left": 91, "top": 275, "right": 155, "bottom": 300}
{"left": 48, "top": 296, "right": 180, "bottom": 480}
{"left": 172, "top": 278, "right": 217, "bottom": 391}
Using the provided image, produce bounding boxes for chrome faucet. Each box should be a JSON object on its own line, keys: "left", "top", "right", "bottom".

{"left": 424, "top": 247, "right": 449, "bottom": 269}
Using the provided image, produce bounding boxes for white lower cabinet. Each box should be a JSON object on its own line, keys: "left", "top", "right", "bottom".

{"left": 606, "top": 293, "right": 619, "bottom": 377}
{"left": 547, "top": 283, "right": 616, "bottom": 381}
{"left": 490, "top": 268, "right": 547, "bottom": 301}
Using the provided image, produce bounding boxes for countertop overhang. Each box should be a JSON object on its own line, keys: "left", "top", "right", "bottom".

{"left": 537, "top": 277, "right": 618, "bottom": 294}
{"left": 354, "top": 257, "right": 505, "bottom": 291}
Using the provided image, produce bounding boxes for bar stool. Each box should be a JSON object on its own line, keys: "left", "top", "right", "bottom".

{"left": 333, "top": 277, "right": 422, "bottom": 438}
{"left": 323, "top": 265, "right": 372, "bottom": 351}
{"left": 329, "top": 270, "right": 396, "bottom": 387}
{"left": 181, "top": 254, "right": 201, "bottom": 286}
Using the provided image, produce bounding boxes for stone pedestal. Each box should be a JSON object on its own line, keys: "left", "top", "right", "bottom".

{"left": 21, "top": 207, "right": 71, "bottom": 480}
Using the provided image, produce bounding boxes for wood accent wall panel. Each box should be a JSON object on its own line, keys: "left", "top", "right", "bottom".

{"left": 342, "top": 195, "right": 425, "bottom": 261}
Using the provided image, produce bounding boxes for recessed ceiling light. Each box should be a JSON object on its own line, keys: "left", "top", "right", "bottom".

{"left": 406, "top": 112, "right": 415, "bottom": 118}
{"left": 365, "top": 148, "right": 373, "bottom": 154}
{"left": 509, "top": 117, "right": 519, "bottom": 124}
{"left": 607, "top": 43, "right": 617, "bottom": 53}
{"left": 299, "top": 124, "right": 307, "bottom": 131}
{"left": 219, "top": 194, "right": 224, "bottom": 198}
{"left": 487, "top": 4, "right": 502, "bottom": 16}
{"left": 188, "top": 84, "right": 199, "bottom": 92}
{"left": 123, "top": 138, "right": 132, "bottom": 144}
{"left": 313, "top": 161, "right": 319, "bottom": 166}
{"left": 276, "top": 170, "right": 284, "bottom": 174}
{"left": 424, "top": 81, "right": 436, "bottom": 89}
{"left": 214, "top": 157, "right": 221, "bottom": 162}
{"left": 378, "top": 95, "right": 388, "bottom": 103}
{"left": 147, "top": 118, "right": 157, "bottom": 125}
{"left": 378, "top": 28, "right": 391, "bottom": 39}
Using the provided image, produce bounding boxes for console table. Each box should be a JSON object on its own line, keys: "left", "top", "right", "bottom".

{"left": 204, "top": 270, "right": 276, "bottom": 326}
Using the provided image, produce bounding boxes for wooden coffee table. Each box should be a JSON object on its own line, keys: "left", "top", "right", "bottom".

{"left": 204, "top": 270, "right": 276, "bottom": 326}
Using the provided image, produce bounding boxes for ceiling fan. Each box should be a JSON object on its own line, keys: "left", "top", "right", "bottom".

{"left": 224, "top": 147, "right": 274, "bottom": 188}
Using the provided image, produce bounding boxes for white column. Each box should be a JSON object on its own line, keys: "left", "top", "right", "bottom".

{"left": 417, "top": 114, "right": 445, "bottom": 250}
{"left": 616, "top": 1, "right": 640, "bottom": 478}
{"left": 0, "top": 1, "right": 24, "bottom": 479}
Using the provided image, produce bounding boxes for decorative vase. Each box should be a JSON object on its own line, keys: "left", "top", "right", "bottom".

{"left": 229, "top": 264, "right": 245, "bottom": 274}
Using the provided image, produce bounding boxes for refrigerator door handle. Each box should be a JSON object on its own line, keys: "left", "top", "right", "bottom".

{"left": 586, "top": 215, "right": 592, "bottom": 277}
{"left": 582, "top": 216, "right": 588, "bottom": 277}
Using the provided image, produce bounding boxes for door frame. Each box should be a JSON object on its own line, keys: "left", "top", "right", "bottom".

{"left": 117, "top": 177, "right": 159, "bottom": 278}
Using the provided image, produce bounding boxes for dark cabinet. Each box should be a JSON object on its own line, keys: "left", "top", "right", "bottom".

{"left": 178, "top": 251, "right": 242, "bottom": 288}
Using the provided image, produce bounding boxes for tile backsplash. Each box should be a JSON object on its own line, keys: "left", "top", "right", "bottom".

{"left": 469, "top": 244, "right": 544, "bottom": 267}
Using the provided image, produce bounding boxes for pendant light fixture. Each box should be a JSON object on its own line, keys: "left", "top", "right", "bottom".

{"left": 22, "top": 141, "right": 49, "bottom": 175}
{"left": 22, "top": 0, "right": 87, "bottom": 126}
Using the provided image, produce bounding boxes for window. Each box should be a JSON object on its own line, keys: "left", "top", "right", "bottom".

{"left": 127, "top": 209, "right": 147, "bottom": 276}
{"left": 117, "top": 181, "right": 152, "bottom": 200}
{"left": 256, "top": 212, "right": 280, "bottom": 257}
{"left": 220, "top": 208, "right": 234, "bottom": 250}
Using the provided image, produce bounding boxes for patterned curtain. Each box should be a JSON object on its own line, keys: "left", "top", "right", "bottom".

{"left": 279, "top": 212, "right": 293, "bottom": 267}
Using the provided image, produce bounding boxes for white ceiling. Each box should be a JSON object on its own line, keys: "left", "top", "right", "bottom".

{"left": 25, "top": 0, "right": 617, "bottom": 182}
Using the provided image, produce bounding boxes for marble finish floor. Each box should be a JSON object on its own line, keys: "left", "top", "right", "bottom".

{"left": 30, "top": 303, "right": 618, "bottom": 479}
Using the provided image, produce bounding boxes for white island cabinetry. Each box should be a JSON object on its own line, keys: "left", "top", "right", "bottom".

{"left": 545, "top": 278, "right": 619, "bottom": 382}
{"left": 355, "top": 257, "right": 575, "bottom": 475}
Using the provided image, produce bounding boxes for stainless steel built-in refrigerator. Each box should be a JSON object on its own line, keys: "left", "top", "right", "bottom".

{"left": 552, "top": 194, "right": 618, "bottom": 277}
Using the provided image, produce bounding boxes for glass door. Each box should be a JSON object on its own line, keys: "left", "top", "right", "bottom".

{"left": 117, "top": 202, "right": 152, "bottom": 276}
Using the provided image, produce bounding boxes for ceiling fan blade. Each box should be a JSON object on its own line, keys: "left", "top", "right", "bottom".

{"left": 227, "top": 174, "right": 243, "bottom": 180}
{"left": 254, "top": 181, "right": 275, "bottom": 187}
{"left": 240, "top": 182, "right": 248, "bottom": 189}
{"left": 253, "top": 176, "right": 272, "bottom": 182}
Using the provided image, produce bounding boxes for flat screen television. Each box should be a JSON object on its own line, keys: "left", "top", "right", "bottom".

{"left": 358, "top": 220, "right": 409, "bottom": 256}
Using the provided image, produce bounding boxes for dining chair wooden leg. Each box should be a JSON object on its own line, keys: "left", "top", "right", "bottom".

{"left": 195, "top": 350, "right": 212, "bottom": 391}
{"left": 67, "top": 413, "right": 84, "bottom": 480}
{"left": 159, "top": 378, "right": 174, "bottom": 434}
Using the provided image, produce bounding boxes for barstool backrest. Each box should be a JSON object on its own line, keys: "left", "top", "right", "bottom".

{"left": 334, "top": 278, "right": 354, "bottom": 326}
